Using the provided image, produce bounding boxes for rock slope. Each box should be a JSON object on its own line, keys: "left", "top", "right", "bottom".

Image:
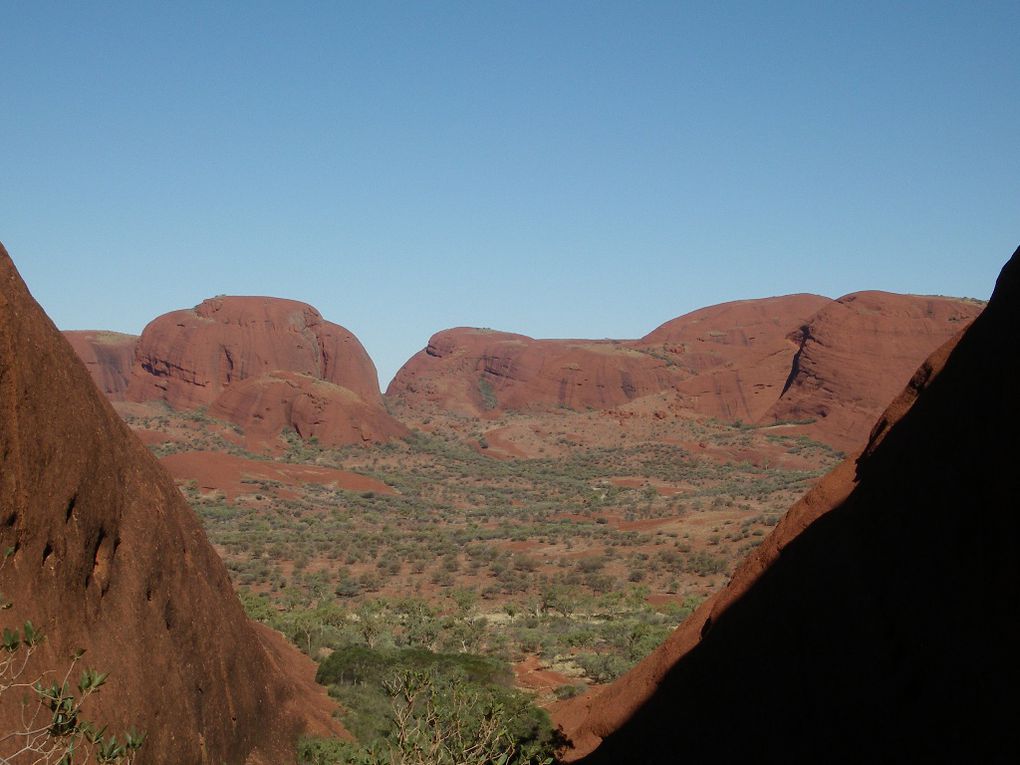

{"left": 386, "top": 328, "right": 679, "bottom": 416}
{"left": 763, "top": 290, "right": 983, "bottom": 451}
{"left": 388, "top": 292, "right": 981, "bottom": 450}
{"left": 66, "top": 296, "right": 406, "bottom": 451}
{"left": 64, "top": 329, "right": 138, "bottom": 397}
{"left": 555, "top": 245, "right": 1019, "bottom": 762}
{"left": 0, "top": 243, "right": 345, "bottom": 764}
{"left": 125, "top": 296, "right": 380, "bottom": 409}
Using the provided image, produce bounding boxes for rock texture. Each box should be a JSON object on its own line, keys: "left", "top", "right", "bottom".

{"left": 125, "top": 296, "right": 381, "bottom": 409}
{"left": 64, "top": 296, "right": 405, "bottom": 451}
{"left": 763, "top": 291, "right": 984, "bottom": 451}
{"left": 209, "top": 370, "right": 408, "bottom": 451}
{"left": 63, "top": 330, "right": 138, "bottom": 397}
{"left": 387, "top": 328, "right": 680, "bottom": 417}
{"left": 556, "top": 245, "right": 1020, "bottom": 763}
{"left": 635, "top": 293, "right": 833, "bottom": 423}
{"left": 388, "top": 292, "right": 981, "bottom": 451}
{"left": 0, "top": 244, "right": 345, "bottom": 764}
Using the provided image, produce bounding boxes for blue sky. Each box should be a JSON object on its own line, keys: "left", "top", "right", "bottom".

{"left": 2, "top": 1, "right": 1017, "bottom": 387}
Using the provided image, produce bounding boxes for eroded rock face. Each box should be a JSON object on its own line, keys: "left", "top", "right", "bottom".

{"left": 763, "top": 291, "right": 984, "bottom": 451}
{"left": 64, "top": 295, "right": 406, "bottom": 451}
{"left": 126, "top": 296, "right": 381, "bottom": 410}
{"left": 387, "top": 292, "right": 981, "bottom": 452}
{"left": 635, "top": 293, "right": 833, "bottom": 423}
{"left": 556, "top": 246, "right": 1020, "bottom": 763}
{"left": 387, "top": 296, "right": 831, "bottom": 418}
{"left": 0, "top": 244, "right": 345, "bottom": 764}
{"left": 63, "top": 330, "right": 138, "bottom": 398}
{"left": 209, "top": 370, "right": 408, "bottom": 451}
{"left": 387, "top": 328, "right": 681, "bottom": 416}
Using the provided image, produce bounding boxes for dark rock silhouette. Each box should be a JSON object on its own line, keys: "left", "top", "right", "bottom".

{"left": 0, "top": 243, "right": 346, "bottom": 763}
{"left": 556, "top": 245, "right": 1019, "bottom": 763}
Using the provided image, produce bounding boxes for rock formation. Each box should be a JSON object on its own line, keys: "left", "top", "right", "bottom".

{"left": 125, "top": 295, "right": 381, "bottom": 409}
{"left": 64, "top": 295, "right": 406, "bottom": 451}
{"left": 0, "top": 243, "right": 345, "bottom": 763}
{"left": 209, "top": 370, "right": 408, "bottom": 451}
{"left": 387, "top": 328, "right": 680, "bottom": 417}
{"left": 388, "top": 292, "right": 981, "bottom": 451}
{"left": 555, "top": 245, "right": 1019, "bottom": 762}
{"left": 63, "top": 330, "right": 138, "bottom": 397}
{"left": 763, "top": 290, "right": 984, "bottom": 451}
{"left": 634, "top": 293, "right": 832, "bottom": 423}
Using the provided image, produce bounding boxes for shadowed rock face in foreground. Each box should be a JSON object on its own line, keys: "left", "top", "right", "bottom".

{"left": 557, "top": 245, "right": 1020, "bottom": 762}
{"left": 0, "top": 243, "right": 345, "bottom": 764}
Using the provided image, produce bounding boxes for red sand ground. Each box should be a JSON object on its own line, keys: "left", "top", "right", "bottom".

{"left": 161, "top": 450, "right": 394, "bottom": 501}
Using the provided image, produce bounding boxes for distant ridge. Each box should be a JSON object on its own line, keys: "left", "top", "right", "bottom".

{"left": 387, "top": 292, "right": 981, "bottom": 450}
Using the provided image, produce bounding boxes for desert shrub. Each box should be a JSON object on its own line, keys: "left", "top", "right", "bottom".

{"left": 1, "top": 608, "right": 144, "bottom": 764}
{"left": 553, "top": 683, "right": 587, "bottom": 700}
{"left": 313, "top": 647, "right": 554, "bottom": 764}
{"left": 575, "top": 652, "right": 630, "bottom": 684}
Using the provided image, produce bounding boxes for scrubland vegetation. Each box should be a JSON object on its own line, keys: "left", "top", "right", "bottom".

{"left": 122, "top": 407, "right": 841, "bottom": 760}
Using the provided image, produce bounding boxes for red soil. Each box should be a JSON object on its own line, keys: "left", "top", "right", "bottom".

{"left": 513, "top": 655, "right": 575, "bottom": 697}
{"left": 161, "top": 450, "right": 394, "bottom": 501}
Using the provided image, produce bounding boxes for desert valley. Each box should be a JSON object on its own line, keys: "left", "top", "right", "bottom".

{"left": 3, "top": 240, "right": 1016, "bottom": 763}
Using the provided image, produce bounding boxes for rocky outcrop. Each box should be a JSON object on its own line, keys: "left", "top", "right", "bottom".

{"left": 0, "top": 243, "right": 345, "bottom": 763}
{"left": 763, "top": 291, "right": 984, "bottom": 451}
{"left": 63, "top": 330, "right": 138, "bottom": 397}
{"left": 388, "top": 293, "right": 981, "bottom": 452}
{"left": 125, "top": 296, "right": 381, "bottom": 410}
{"left": 209, "top": 370, "right": 408, "bottom": 451}
{"left": 63, "top": 295, "right": 406, "bottom": 451}
{"left": 556, "top": 245, "right": 1019, "bottom": 763}
{"left": 635, "top": 293, "right": 833, "bottom": 423}
{"left": 387, "top": 296, "right": 830, "bottom": 418}
{"left": 387, "top": 328, "right": 680, "bottom": 416}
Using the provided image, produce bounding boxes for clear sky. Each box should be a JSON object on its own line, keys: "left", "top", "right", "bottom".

{"left": 2, "top": 1, "right": 1017, "bottom": 388}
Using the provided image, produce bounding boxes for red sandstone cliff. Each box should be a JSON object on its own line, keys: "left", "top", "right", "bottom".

{"left": 635, "top": 293, "right": 832, "bottom": 423}
{"left": 209, "top": 369, "right": 408, "bottom": 451}
{"left": 125, "top": 295, "right": 381, "bottom": 409}
{"left": 763, "top": 290, "right": 983, "bottom": 451}
{"left": 0, "top": 243, "right": 346, "bottom": 763}
{"left": 63, "top": 330, "right": 138, "bottom": 398}
{"left": 388, "top": 292, "right": 981, "bottom": 451}
{"left": 64, "top": 295, "right": 406, "bottom": 451}
{"left": 386, "top": 328, "right": 680, "bottom": 417}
